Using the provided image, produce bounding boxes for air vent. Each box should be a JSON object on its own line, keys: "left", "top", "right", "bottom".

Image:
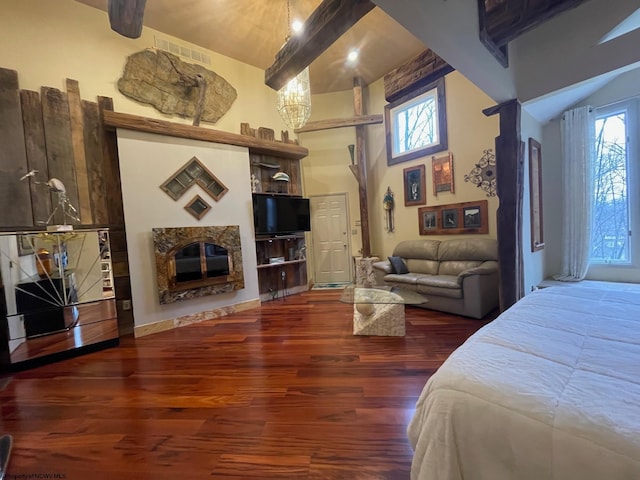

{"left": 154, "top": 36, "right": 211, "bottom": 66}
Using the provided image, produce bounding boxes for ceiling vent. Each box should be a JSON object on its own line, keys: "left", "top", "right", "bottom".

{"left": 154, "top": 36, "right": 211, "bottom": 66}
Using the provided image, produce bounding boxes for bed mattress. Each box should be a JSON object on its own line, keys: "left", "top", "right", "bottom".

{"left": 408, "top": 285, "right": 640, "bottom": 480}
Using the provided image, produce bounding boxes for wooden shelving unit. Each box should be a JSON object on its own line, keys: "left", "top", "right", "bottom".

{"left": 251, "top": 151, "right": 308, "bottom": 301}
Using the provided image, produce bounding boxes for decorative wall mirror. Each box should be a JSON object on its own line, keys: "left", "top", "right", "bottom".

{"left": 0, "top": 229, "right": 119, "bottom": 370}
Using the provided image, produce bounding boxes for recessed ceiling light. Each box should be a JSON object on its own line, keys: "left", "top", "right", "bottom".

{"left": 347, "top": 49, "right": 359, "bottom": 63}
{"left": 292, "top": 19, "right": 304, "bottom": 34}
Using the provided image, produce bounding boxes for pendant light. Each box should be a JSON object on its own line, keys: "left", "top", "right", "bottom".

{"left": 276, "top": 0, "right": 311, "bottom": 129}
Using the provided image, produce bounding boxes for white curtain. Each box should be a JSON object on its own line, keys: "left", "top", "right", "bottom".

{"left": 555, "top": 105, "right": 595, "bottom": 281}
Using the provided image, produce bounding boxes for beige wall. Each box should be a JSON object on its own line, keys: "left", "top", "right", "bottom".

{"left": 0, "top": 0, "right": 287, "bottom": 328}
{"left": 300, "top": 71, "right": 500, "bottom": 264}
{"left": 0, "top": 0, "right": 289, "bottom": 135}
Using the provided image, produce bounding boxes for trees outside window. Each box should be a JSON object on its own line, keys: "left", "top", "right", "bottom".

{"left": 385, "top": 77, "right": 448, "bottom": 165}
{"left": 591, "top": 108, "right": 630, "bottom": 263}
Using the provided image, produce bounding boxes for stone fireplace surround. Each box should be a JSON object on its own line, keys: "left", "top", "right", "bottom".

{"left": 153, "top": 226, "right": 244, "bottom": 304}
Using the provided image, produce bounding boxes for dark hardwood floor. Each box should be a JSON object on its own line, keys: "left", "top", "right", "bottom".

{"left": 0, "top": 290, "right": 493, "bottom": 479}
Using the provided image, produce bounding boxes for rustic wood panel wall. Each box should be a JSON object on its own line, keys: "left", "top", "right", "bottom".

{"left": 0, "top": 67, "right": 133, "bottom": 334}
{"left": 0, "top": 69, "right": 32, "bottom": 227}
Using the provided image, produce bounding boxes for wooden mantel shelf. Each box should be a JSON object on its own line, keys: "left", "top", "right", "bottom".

{"left": 101, "top": 110, "right": 309, "bottom": 160}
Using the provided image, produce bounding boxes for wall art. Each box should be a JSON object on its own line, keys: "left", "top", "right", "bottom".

{"left": 432, "top": 152, "right": 454, "bottom": 195}
{"left": 403, "top": 164, "right": 426, "bottom": 206}
{"left": 528, "top": 138, "right": 544, "bottom": 252}
{"left": 464, "top": 149, "right": 496, "bottom": 197}
{"left": 418, "top": 200, "right": 489, "bottom": 235}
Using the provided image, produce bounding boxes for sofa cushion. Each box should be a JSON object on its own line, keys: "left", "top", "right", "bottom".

{"left": 393, "top": 240, "right": 440, "bottom": 261}
{"left": 437, "top": 238, "right": 498, "bottom": 262}
{"left": 405, "top": 258, "right": 439, "bottom": 275}
{"left": 388, "top": 256, "right": 409, "bottom": 274}
{"left": 384, "top": 273, "right": 421, "bottom": 286}
{"left": 439, "top": 260, "right": 483, "bottom": 276}
{"left": 416, "top": 274, "right": 460, "bottom": 290}
{"left": 416, "top": 284, "right": 463, "bottom": 299}
{"left": 415, "top": 274, "right": 463, "bottom": 300}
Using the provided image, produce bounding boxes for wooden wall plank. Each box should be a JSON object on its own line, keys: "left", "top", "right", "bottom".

{"left": 98, "top": 95, "right": 133, "bottom": 335}
{"left": 41, "top": 86, "right": 79, "bottom": 225}
{"left": 20, "top": 90, "right": 51, "bottom": 225}
{"left": 383, "top": 49, "right": 455, "bottom": 103}
{"left": 82, "top": 100, "right": 109, "bottom": 224}
{"left": 66, "top": 79, "right": 93, "bottom": 224}
{"left": 0, "top": 68, "right": 33, "bottom": 228}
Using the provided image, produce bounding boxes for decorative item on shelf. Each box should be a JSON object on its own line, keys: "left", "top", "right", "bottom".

{"left": 272, "top": 171, "right": 290, "bottom": 194}
{"left": 35, "top": 247, "right": 53, "bottom": 278}
{"left": 276, "top": 0, "right": 311, "bottom": 129}
{"left": 464, "top": 149, "right": 497, "bottom": 197}
{"left": 19, "top": 170, "right": 80, "bottom": 229}
{"left": 250, "top": 173, "right": 260, "bottom": 193}
{"left": 383, "top": 187, "right": 395, "bottom": 232}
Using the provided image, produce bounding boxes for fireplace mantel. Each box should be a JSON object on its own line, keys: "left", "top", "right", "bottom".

{"left": 102, "top": 110, "right": 309, "bottom": 160}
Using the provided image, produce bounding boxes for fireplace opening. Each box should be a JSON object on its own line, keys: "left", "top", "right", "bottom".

{"left": 170, "top": 241, "right": 232, "bottom": 291}
{"left": 153, "top": 226, "right": 244, "bottom": 304}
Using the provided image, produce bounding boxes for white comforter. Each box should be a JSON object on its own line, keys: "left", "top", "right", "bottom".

{"left": 408, "top": 285, "right": 640, "bottom": 480}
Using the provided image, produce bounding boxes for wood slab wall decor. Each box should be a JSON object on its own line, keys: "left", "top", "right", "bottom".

{"left": 20, "top": 90, "right": 52, "bottom": 225}
{"left": 118, "top": 50, "right": 237, "bottom": 124}
{"left": 0, "top": 68, "right": 33, "bottom": 227}
{"left": 0, "top": 69, "right": 133, "bottom": 334}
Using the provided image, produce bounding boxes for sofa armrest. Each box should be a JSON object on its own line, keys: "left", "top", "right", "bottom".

{"left": 457, "top": 260, "right": 498, "bottom": 283}
{"left": 372, "top": 260, "right": 392, "bottom": 274}
{"left": 372, "top": 260, "right": 392, "bottom": 285}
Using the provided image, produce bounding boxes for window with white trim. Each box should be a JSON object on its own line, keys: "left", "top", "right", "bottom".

{"left": 590, "top": 100, "right": 638, "bottom": 266}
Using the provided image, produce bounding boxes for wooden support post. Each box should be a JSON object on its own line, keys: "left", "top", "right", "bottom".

{"left": 483, "top": 99, "right": 524, "bottom": 311}
{"left": 353, "top": 77, "right": 371, "bottom": 257}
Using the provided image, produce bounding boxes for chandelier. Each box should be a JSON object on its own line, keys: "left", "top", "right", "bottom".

{"left": 276, "top": 0, "right": 311, "bottom": 129}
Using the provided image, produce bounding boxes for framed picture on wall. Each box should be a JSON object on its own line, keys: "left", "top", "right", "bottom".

{"left": 403, "top": 164, "right": 426, "bottom": 206}
{"left": 419, "top": 200, "right": 489, "bottom": 235}
{"left": 432, "top": 152, "right": 454, "bottom": 195}
{"left": 442, "top": 209, "right": 458, "bottom": 229}
{"left": 528, "top": 138, "right": 544, "bottom": 251}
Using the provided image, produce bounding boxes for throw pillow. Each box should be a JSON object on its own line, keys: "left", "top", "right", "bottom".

{"left": 388, "top": 256, "right": 409, "bottom": 274}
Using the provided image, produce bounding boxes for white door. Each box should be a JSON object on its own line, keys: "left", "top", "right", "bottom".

{"left": 310, "top": 194, "right": 351, "bottom": 284}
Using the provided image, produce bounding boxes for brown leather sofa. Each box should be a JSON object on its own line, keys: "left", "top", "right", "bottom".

{"left": 372, "top": 238, "right": 499, "bottom": 319}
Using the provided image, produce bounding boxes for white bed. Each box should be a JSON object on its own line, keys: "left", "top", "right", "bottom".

{"left": 408, "top": 285, "right": 640, "bottom": 480}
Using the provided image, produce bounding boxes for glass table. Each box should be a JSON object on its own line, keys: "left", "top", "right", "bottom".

{"left": 340, "top": 285, "right": 428, "bottom": 336}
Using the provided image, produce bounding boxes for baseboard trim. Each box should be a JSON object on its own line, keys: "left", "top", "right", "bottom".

{"left": 134, "top": 298, "right": 261, "bottom": 338}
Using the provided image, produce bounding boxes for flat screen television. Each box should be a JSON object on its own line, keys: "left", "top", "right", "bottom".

{"left": 252, "top": 193, "right": 311, "bottom": 235}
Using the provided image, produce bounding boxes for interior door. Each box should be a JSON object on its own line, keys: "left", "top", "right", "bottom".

{"left": 310, "top": 194, "right": 351, "bottom": 284}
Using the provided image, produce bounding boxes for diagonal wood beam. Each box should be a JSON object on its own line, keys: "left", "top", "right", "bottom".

{"left": 294, "top": 114, "right": 382, "bottom": 134}
{"left": 108, "top": 0, "right": 147, "bottom": 39}
{"left": 265, "top": 0, "right": 375, "bottom": 91}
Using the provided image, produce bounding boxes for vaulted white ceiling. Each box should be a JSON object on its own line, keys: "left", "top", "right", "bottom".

{"left": 373, "top": 0, "right": 640, "bottom": 122}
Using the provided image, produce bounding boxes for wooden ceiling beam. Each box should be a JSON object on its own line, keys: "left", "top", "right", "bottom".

{"left": 478, "top": 0, "right": 590, "bottom": 67}
{"left": 265, "top": 0, "right": 375, "bottom": 91}
{"left": 486, "top": 0, "right": 589, "bottom": 47}
{"left": 108, "top": 0, "right": 147, "bottom": 39}
{"left": 383, "top": 49, "right": 455, "bottom": 103}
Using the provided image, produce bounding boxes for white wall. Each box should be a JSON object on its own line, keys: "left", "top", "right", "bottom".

{"left": 521, "top": 109, "right": 545, "bottom": 291}
{"left": 116, "top": 130, "right": 259, "bottom": 329}
{"left": 543, "top": 67, "right": 640, "bottom": 282}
